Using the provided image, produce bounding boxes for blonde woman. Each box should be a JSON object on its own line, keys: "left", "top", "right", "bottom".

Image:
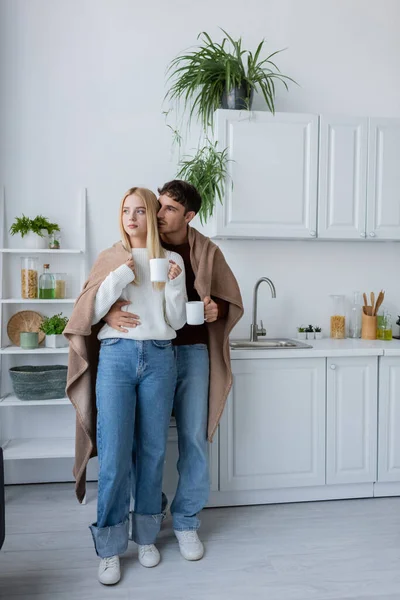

{"left": 88, "top": 188, "right": 186, "bottom": 584}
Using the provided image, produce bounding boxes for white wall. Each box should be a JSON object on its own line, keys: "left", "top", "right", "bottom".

{"left": 1, "top": 0, "right": 400, "bottom": 338}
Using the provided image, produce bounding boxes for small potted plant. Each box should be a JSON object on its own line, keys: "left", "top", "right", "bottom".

{"left": 10, "top": 214, "right": 60, "bottom": 249}
{"left": 305, "top": 324, "right": 315, "bottom": 340}
{"left": 314, "top": 326, "right": 323, "bottom": 340}
{"left": 39, "top": 313, "right": 69, "bottom": 348}
{"left": 297, "top": 326, "right": 306, "bottom": 340}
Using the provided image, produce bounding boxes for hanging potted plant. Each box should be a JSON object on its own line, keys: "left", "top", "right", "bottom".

{"left": 166, "top": 29, "right": 296, "bottom": 130}
{"left": 176, "top": 141, "right": 229, "bottom": 224}
{"left": 39, "top": 313, "right": 69, "bottom": 348}
{"left": 10, "top": 214, "right": 60, "bottom": 249}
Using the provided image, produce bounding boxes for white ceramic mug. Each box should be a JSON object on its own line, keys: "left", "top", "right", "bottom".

{"left": 186, "top": 301, "right": 205, "bottom": 325}
{"left": 149, "top": 258, "right": 169, "bottom": 282}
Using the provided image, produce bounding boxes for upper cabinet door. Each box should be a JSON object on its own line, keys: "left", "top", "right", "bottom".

{"left": 213, "top": 110, "right": 318, "bottom": 239}
{"left": 367, "top": 118, "right": 400, "bottom": 240}
{"left": 318, "top": 116, "right": 368, "bottom": 239}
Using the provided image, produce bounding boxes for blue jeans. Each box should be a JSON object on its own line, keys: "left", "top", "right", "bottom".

{"left": 90, "top": 338, "right": 176, "bottom": 558}
{"left": 171, "top": 344, "right": 210, "bottom": 531}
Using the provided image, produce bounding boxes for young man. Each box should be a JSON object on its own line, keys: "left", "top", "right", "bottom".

{"left": 103, "top": 180, "right": 243, "bottom": 561}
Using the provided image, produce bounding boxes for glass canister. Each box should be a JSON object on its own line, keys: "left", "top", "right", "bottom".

{"left": 54, "top": 273, "right": 67, "bottom": 299}
{"left": 377, "top": 309, "right": 393, "bottom": 340}
{"left": 39, "top": 264, "right": 55, "bottom": 299}
{"left": 349, "top": 291, "right": 362, "bottom": 338}
{"left": 21, "top": 257, "right": 38, "bottom": 299}
{"left": 330, "top": 294, "right": 346, "bottom": 339}
{"left": 49, "top": 232, "right": 61, "bottom": 250}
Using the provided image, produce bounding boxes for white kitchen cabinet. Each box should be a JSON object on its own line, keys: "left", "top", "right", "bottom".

{"left": 219, "top": 358, "right": 325, "bottom": 492}
{"left": 378, "top": 357, "right": 400, "bottom": 482}
{"left": 212, "top": 110, "right": 319, "bottom": 239}
{"left": 326, "top": 357, "right": 378, "bottom": 485}
{"left": 367, "top": 118, "right": 400, "bottom": 240}
{"left": 318, "top": 116, "right": 368, "bottom": 239}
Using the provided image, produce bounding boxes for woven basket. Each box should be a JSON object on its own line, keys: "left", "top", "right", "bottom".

{"left": 9, "top": 365, "right": 68, "bottom": 401}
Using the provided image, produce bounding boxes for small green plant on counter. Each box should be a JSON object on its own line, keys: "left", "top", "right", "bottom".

{"left": 10, "top": 214, "right": 60, "bottom": 238}
{"left": 396, "top": 316, "right": 400, "bottom": 327}
{"left": 297, "top": 326, "right": 305, "bottom": 333}
{"left": 39, "top": 313, "right": 69, "bottom": 335}
{"left": 305, "top": 325, "right": 314, "bottom": 333}
{"left": 314, "top": 326, "right": 322, "bottom": 333}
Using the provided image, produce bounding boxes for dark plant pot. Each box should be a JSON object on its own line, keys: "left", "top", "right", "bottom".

{"left": 221, "top": 83, "right": 253, "bottom": 110}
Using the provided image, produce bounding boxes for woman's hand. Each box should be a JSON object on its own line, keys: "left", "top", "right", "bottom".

{"left": 168, "top": 260, "right": 182, "bottom": 281}
{"left": 125, "top": 257, "right": 136, "bottom": 276}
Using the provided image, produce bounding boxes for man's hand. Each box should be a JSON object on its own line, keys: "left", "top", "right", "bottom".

{"left": 204, "top": 296, "right": 218, "bottom": 323}
{"left": 103, "top": 300, "right": 141, "bottom": 333}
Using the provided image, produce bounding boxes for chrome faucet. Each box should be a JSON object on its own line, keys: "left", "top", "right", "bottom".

{"left": 250, "top": 277, "right": 277, "bottom": 342}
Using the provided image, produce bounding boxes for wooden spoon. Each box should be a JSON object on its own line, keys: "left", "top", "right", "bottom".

{"left": 363, "top": 293, "right": 368, "bottom": 307}
{"left": 373, "top": 290, "right": 385, "bottom": 316}
{"left": 371, "top": 292, "right": 375, "bottom": 315}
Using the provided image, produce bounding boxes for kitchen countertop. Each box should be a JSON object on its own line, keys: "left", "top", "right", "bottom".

{"left": 230, "top": 338, "right": 400, "bottom": 360}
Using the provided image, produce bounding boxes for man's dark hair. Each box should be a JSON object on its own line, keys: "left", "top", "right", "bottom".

{"left": 158, "top": 180, "right": 202, "bottom": 215}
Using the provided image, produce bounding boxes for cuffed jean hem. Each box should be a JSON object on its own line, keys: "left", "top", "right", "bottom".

{"left": 131, "top": 512, "right": 164, "bottom": 545}
{"left": 172, "top": 514, "right": 201, "bottom": 531}
{"left": 89, "top": 519, "right": 129, "bottom": 558}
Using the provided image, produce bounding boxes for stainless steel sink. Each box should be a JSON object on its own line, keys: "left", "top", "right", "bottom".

{"left": 229, "top": 338, "right": 312, "bottom": 350}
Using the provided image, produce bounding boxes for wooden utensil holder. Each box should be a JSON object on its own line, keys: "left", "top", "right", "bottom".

{"left": 362, "top": 312, "right": 377, "bottom": 340}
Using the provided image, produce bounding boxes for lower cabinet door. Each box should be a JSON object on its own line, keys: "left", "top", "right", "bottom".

{"left": 219, "top": 358, "right": 326, "bottom": 492}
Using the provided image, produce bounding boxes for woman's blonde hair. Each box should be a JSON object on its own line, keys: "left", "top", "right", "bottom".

{"left": 119, "top": 187, "right": 166, "bottom": 289}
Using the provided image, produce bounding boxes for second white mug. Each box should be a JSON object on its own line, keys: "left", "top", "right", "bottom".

{"left": 149, "top": 258, "right": 169, "bottom": 282}
{"left": 186, "top": 301, "right": 205, "bottom": 325}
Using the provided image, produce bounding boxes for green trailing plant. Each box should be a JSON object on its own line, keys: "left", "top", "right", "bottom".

{"left": 176, "top": 141, "right": 230, "bottom": 224}
{"left": 39, "top": 313, "right": 69, "bottom": 335}
{"left": 166, "top": 29, "right": 296, "bottom": 130}
{"left": 9, "top": 215, "right": 32, "bottom": 238}
{"left": 10, "top": 214, "right": 60, "bottom": 237}
{"left": 31, "top": 215, "right": 60, "bottom": 236}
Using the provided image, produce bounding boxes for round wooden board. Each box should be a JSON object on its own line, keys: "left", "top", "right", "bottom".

{"left": 7, "top": 310, "right": 45, "bottom": 346}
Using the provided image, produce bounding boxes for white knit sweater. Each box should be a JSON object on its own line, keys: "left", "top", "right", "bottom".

{"left": 93, "top": 248, "right": 187, "bottom": 341}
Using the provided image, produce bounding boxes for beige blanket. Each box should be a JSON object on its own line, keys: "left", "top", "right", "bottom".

{"left": 65, "top": 230, "right": 243, "bottom": 502}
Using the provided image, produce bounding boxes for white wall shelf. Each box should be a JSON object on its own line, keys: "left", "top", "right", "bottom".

{"left": 0, "top": 249, "right": 83, "bottom": 254}
{"left": 0, "top": 346, "right": 69, "bottom": 354}
{"left": 0, "top": 298, "right": 76, "bottom": 304}
{"left": 0, "top": 394, "right": 70, "bottom": 406}
{"left": 0, "top": 186, "right": 87, "bottom": 483}
{"left": 2, "top": 437, "right": 75, "bottom": 460}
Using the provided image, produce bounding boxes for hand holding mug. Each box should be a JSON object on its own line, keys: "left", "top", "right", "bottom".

{"left": 204, "top": 296, "right": 218, "bottom": 323}
{"left": 168, "top": 260, "right": 182, "bottom": 281}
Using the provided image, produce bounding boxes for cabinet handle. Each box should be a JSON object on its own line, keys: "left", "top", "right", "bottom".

{"left": 310, "top": 230, "right": 316, "bottom": 237}
{"left": 360, "top": 232, "right": 367, "bottom": 238}
{"left": 330, "top": 364, "right": 336, "bottom": 370}
{"left": 369, "top": 232, "right": 376, "bottom": 238}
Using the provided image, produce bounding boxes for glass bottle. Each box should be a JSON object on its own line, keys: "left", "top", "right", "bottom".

{"left": 330, "top": 294, "right": 346, "bottom": 339}
{"left": 21, "top": 257, "right": 38, "bottom": 299}
{"left": 349, "top": 291, "right": 362, "bottom": 338}
{"left": 39, "top": 264, "right": 55, "bottom": 299}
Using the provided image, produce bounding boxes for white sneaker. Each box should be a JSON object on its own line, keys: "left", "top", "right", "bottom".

{"left": 98, "top": 555, "right": 120, "bottom": 585}
{"left": 174, "top": 530, "right": 204, "bottom": 561}
{"left": 138, "top": 544, "right": 160, "bottom": 568}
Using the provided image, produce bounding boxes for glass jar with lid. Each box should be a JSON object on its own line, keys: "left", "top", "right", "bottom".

{"left": 21, "top": 257, "right": 38, "bottom": 299}
{"left": 39, "top": 264, "right": 55, "bottom": 299}
{"left": 330, "top": 294, "right": 346, "bottom": 339}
